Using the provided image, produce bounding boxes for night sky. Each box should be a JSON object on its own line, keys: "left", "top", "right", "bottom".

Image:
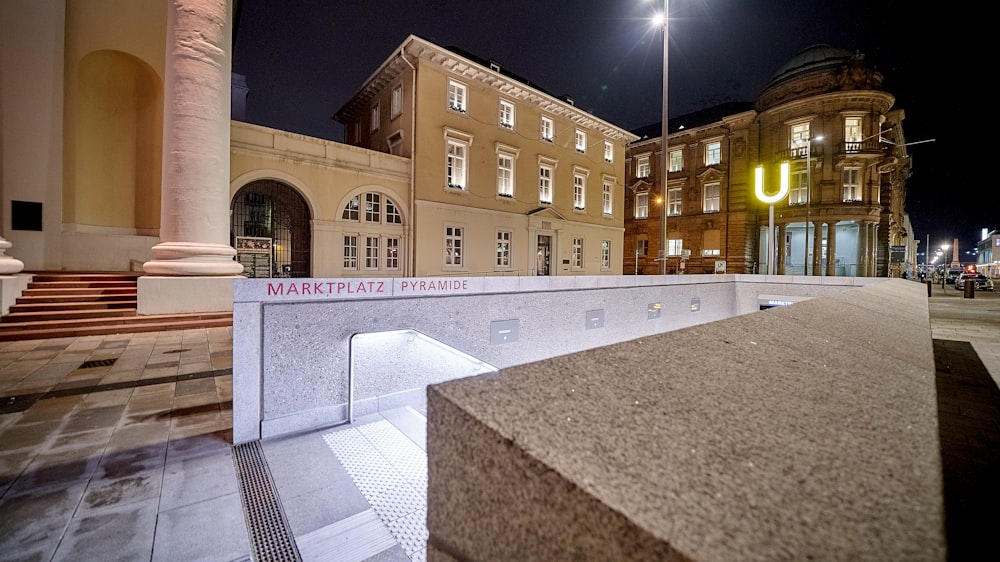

{"left": 232, "top": 1, "right": 982, "bottom": 260}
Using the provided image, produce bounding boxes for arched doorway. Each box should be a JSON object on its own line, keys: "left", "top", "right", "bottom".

{"left": 231, "top": 180, "right": 311, "bottom": 278}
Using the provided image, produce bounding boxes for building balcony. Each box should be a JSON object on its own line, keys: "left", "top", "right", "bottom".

{"left": 838, "top": 140, "right": 887, "bottom": 157}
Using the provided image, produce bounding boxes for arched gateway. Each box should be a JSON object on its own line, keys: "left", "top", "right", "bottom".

{"left": 231, "top": 180, "right": 312, "bottom": 278}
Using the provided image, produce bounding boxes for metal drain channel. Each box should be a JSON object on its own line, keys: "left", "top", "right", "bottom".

{"left": 79, "top": 357, "right": 117, "bottom": 369}
{"left": 232, "top": 440, "right": 302, "bottom": 561}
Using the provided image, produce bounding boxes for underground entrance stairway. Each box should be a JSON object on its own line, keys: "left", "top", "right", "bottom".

{"left": 0, "top": 272, "right": 232, "bottom": 341}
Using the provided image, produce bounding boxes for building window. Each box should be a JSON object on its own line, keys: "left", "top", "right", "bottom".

{"left": 669, "top": 149, "right": 683, "bottom": 172}
{"left": 704, "top": 141, "right": 721, "bottom": 166}
{"left": 365, "top": 236, "right": 379, "bottom": 269}
{"left": 604, "top": 141, "right": 613, "bottom": 163}
{"left": 391, "top": 85, "right": 403, "bottom": 118}
{"left": 637, "top": 155, "right": 651, "bottom": 178}
{"left": 636, "top": 239, "right": 648, "bottom": 257}
{"left": 703, "top": 182, "right": 720, "bottom": 213}
{"left": 843, "top": 167, "right": 862, "bottom": 201}
{"left": 446, "top": 139, "right": 468, "bottom": 189}
{"left": 496, "top": 230, "right": 512, "bottom": 268}
{"left": 601, "top": 240, "right": 611, "bottom": 270}
{"left": 343, "top": 235, "right": 358, "bottom": 269}
{"left": 497, "top": 153, "right": 514, "bottom": 197}
{"left": 541, "top": 116, "right": 553, "bottom": 142}
{"left": 702, "top": 229, "right": 720, "bottom": 256}
{"left": 499, "top": 99, "right": 515, "bottom": 129}
{"left": 573, "top": 172, "right": 586, "bottom": 210}
{"left": 385, "top": 198, "right": 402, "bottom": 224}
{"left": 386, "top": 237, "right": 399, "bottom": 270}
{"left": 343, "top": 192, "right": 402, "bottom": 224}
{"left": 370, "top": 103, "right": 380, "bottom": 132}
{"left": 350, "top": 122, "right": 360, "bottom": 144}
{"left": 667, "top": 238, "right": 683, "bottom": 257}
{"left": 448, "top": 80, "right": 467, "bottom": 112}
{"left": 635, "top": 192, "right": 649, "bottom": 219}
{"left": 790, "top": 122, "right": 810, "bottom": 156}
{"left": 539, "top": 164, "right": 553, "bottom": 204}
{"left": 667, "top": 187, "right": 682, "bottom": 216}
{"left": 844, "top": 116, "right": 862, "bottom": 143}
{"left": 572, "top": 237, "right": 583, "bottom": 269}
{"left": 602, "top": 180, "right": 613, "bottom": 216}
{"left": 365, "top": 193, "right": 381, "bottom": 222}
{"left": 342, "top": 196, "right": 360, "bottom": 220}
{"left": 445, "top": 226, "right": 463, "bottom": 266}
{"left": 575, "top": 129, "right": 587, "bottom": 153}
{"left": 790, "top": 166, "right": 807, "bottom": 205}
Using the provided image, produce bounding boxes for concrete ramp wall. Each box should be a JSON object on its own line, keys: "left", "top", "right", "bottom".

{"left": 425, "top": 279, "right": 944, "bottom": 560}
{"left": 233, "top": 274, "right": 881, "bottom": 443}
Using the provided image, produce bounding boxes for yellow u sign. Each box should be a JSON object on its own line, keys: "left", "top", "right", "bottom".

{"left": 754, "top": 162, "right": 790, "bottom": 204}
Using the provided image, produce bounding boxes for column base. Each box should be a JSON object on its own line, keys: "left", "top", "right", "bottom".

{"left": 0, "top": 238, "right": 24, "bottom": 274}
{"left": 143, "top": 241, "right": 244, "bottom": 276}
{"left": 137, "top": 276, "right": 243, "bottom": 315}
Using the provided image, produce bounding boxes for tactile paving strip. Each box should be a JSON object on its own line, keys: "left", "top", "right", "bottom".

{"left": 233, "top": 440, "right": 302, "bottom": 561}
{"left": 324, "top": 420, "right": 429, "bottom": 560}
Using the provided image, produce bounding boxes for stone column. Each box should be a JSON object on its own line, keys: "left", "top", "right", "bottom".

{"left": 143, "top": 0, "right": 240, "bottom": 277}
{"left": 857, "top": 222, "right": 869, "bottom": 277}
{"left": 776, "top": 224, "right": 786, "bottom": 275}
{"left": 811, "top": 221, "right": 823, "bottom": 276}
{"left": 870, "top": 223, "right": 879, "bottom": 277}
{"left": 825, "top": 222, "right": 838, "bottom": 277}
{"left": 139, "top": 0, "right": 242, "bottom": 314}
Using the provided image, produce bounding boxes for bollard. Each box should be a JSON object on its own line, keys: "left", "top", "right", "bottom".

{"left": 926, "top": 280, "right": 932, "bottom": 298}
{"left": 964, "top": 280, "right": 975, "bottom": 299}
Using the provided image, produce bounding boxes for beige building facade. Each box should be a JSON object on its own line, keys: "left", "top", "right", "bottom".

{"left": 624, "top": 46, "right": 913, "bottom": 277}
{"left": 334, "top": 36, "right": 639, "bottom": 277}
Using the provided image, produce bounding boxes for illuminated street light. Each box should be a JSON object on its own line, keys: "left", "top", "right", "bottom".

{"left": 755, "top": 162, "right": 790, "bottom": 275}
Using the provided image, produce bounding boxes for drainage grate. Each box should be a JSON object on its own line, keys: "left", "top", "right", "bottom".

{"left": 163, "top": 348, "right": 191, "bottom": 354}
{"left": 79, "top": 358, "right": 118, "bottom": 369}
{"left": 232, "top": 440, "right": 302, "bottom": 562}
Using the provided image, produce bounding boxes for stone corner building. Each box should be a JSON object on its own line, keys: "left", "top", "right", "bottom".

{"left": 624, "top": 45, "right": 912, "bottom": 277}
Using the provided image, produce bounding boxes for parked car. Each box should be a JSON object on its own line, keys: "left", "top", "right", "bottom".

{"left": 954, "top": 272, "right": 994, "bottom": 291}
{"left": 946, "top": 267, "right": 965, "bottom": 284}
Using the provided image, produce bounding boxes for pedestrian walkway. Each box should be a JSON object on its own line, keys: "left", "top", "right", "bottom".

{"left": 0, "top": 283, "right": 997, "bottom": 561}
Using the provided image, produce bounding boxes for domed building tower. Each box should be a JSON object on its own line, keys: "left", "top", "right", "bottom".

{"left": 752, "top": 44, "right": 911, "bottom": 277}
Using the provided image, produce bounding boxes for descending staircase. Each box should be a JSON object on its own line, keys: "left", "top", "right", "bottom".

{"left": 0, "top": 272, "right": 232, "bottom": 341}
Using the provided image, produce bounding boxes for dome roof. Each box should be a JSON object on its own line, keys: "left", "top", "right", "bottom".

{"left": 766, "top": 44, "right": 854, "bottom": 88}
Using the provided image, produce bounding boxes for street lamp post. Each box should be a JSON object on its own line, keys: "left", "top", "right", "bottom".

{"left": 656, "top": 0, "right": 669, "bottom": 275}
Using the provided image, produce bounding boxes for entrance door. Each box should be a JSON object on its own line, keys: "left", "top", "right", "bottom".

{"left": 537, "top": 235, "right": 551, "bottom": 276}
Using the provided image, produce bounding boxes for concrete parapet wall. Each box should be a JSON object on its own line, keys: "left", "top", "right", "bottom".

{"left": 425, "top": 279, "right": 944, "bottom": 560}
{"left": 233, "top": 274, "right": 881, "bottom": 443}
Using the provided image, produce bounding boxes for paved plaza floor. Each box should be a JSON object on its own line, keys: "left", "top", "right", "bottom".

{"left": 0, "top": 281, "right": 997, "bottom": 561}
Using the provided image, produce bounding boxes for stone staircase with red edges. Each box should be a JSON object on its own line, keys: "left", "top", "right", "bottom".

{"left": 0, "top": 272, "right": 233, "bottom": 341}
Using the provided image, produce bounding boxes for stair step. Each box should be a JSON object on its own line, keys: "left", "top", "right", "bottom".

{"left": 8, "top": 301, "right": 139, "bottom": 313}
{"left": 27, "top": 281, "right": 139, "bottom": 290}
{"left": 0, "top": 311, "right": 232, "bottom": 333}
{"left": 0, "top": 317, "right": 233, "bottom": 342}
{"left": 1, "top": 309, "right": 138, "bottom": 323}
{"left": 2, "top": 272, "right": 231, "bottom": 341}
{"left": 27, "top": 272, "right": 142, "bottom": 283}
{"left": 17, "top": 287, "right": 138, "bottom": 303}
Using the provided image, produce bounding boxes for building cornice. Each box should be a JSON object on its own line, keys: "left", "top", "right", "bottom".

{"left": 335, "top": 35, "right": 639, "bottom": 144}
